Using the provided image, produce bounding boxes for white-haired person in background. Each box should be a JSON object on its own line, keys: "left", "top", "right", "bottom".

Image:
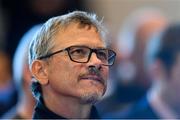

{"left": 96, "top": 7, "right": 168, "bottom": 117}
{"left": 104, "top": 23, "right": 180, "bottom": 119}
{"left": 2, "top": 25, "right": 42, "bottom": 119}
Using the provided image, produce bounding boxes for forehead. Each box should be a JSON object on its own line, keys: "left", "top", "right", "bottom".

{"left": 53, "top": 23, "right": 105, "bottom": 49}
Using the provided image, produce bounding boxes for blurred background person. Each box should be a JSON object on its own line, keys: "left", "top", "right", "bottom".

{"left": 1, "top": 0, "right": 180, "bottom": 118}
{"left": 103, "top": 23, "right": 180, "bottom": 119}
{"left": 0, "top": 2, "right": 86, "bottom": 116}
{"left": 0, "top": 51, "right": 17, "bottom": 117}
{"left": 96, "top": 7, "right": 168, "bottom": 116}
{"left": 1, "top": 0, "right": 85, "bottom": 62}
{"left": 2, "top": 25, "right": 41, "bottom": 119}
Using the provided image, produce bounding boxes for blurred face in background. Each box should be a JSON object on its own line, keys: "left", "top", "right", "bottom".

{"left": 116, "top": 16, "right": 167, "bottom": 87}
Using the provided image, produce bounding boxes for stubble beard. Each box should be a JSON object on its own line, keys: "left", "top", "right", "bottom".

{"left": 79, "top": 88, "right": 106, "bottom": 104}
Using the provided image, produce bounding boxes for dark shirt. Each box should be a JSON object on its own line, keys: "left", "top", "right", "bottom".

{"left": 33, "top": 96, "right": 100, "bottom": 119}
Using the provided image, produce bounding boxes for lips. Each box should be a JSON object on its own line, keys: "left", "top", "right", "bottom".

{"left": 79, "top": 75, "right": 105, "bottom": 85}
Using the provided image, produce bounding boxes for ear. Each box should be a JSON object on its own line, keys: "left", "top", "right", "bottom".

{"left": 31, "top": 60, "right": 49, "bottom": 85}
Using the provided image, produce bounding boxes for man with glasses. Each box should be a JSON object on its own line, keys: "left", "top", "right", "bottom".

{"left": 28, "top": 11, "right": 116, "bottom": 119}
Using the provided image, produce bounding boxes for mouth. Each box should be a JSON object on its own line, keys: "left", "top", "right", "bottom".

{"left": 79, "top": 75, "right": 105, "bottom": 85}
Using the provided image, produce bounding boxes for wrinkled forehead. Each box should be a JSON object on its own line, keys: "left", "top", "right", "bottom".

{"left": 59, "top": 22, "right": 99, "bottom": 33}
{"left": 52, "top": 23, "right": 106, "bottom": 48}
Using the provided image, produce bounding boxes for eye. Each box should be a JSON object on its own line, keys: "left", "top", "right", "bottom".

{"left": 69, "top": 47, "right": 90, "bottom": 59}
{"left": 97, "top": 50, "right": 108, "bottom": 60}
{"left": 70, "top": 48, "right": 85, "bottom": 55}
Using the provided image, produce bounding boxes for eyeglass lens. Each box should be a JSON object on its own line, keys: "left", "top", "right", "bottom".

{"left": 68, "top": 46, "right": 115, "bottom": 65}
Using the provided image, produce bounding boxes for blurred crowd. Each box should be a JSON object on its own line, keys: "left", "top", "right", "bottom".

{"left": 0, "top": 0, "right": 180, "bottom": 119}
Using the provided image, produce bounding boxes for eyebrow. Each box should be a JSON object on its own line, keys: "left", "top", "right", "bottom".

{"left": 64, "top": 45, "right": 107, "bottom": 49}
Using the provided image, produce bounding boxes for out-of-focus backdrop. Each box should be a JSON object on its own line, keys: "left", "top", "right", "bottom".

{"left": 87, "top": 0, "right": 180, "bottom": 37}
{"left": 0, "top": 0, "right": 180, "bottom": 119}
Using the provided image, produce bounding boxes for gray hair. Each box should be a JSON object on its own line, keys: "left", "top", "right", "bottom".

{"left": 29, "top": 11, "right": 107, "bottom": 67}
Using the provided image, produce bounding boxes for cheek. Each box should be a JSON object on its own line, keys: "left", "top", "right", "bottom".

{"left": 48, "top": 61, "right": 81, "bottom": 92}
{"left": 48, "top": 59, "right": 76, "bottom": 82}
{"left": 103, "top": 67, "right": 109, "bottom": 78}
{"left": 61, "top": 62, "right": 85, "bottom": 85}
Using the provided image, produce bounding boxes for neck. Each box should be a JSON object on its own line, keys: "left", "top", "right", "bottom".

{"left": 43, "top": 88, "right": 93, "bottom": 119}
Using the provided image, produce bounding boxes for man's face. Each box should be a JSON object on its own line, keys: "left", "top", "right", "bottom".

{"left": 45, "top": 23, "right": 109, "bottom": 103}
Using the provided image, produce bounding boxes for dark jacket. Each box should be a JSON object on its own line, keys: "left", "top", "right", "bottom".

{"left": 33, "top": 96, "right": 100, "bottom": 119}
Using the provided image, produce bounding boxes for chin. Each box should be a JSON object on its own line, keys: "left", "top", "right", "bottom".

{"left": 79, "top": 92, "right": 104, "bottom": 104}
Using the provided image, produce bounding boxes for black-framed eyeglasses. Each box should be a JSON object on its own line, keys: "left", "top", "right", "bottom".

{"left": 37, "top": 45, "right": 116, "bottom": 66}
